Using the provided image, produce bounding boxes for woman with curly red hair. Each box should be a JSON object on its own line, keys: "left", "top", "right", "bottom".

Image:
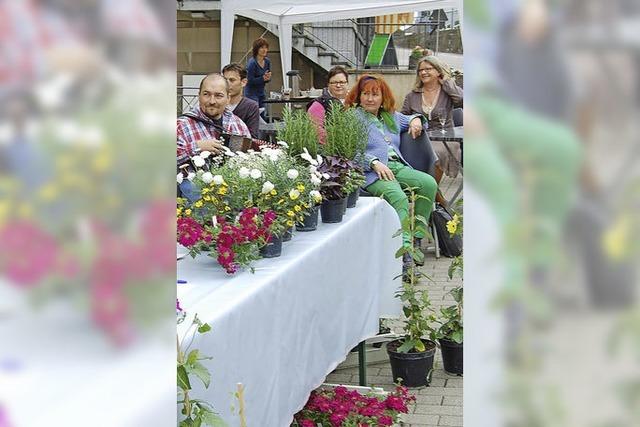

{"left": 345, "top": 74, "right": 438, "bottom": 267}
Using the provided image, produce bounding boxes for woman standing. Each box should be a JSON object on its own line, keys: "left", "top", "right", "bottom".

{"left": 401, "top": 56, "right": 463, "bottom": 186}
{"left": 244, "top": 37, "right": 272, "bottom": 114}
{"left": 346, "top": 74, "right": 438, "bottom": 267}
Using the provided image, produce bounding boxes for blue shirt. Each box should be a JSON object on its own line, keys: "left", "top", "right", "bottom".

{"left": 244, "top": 56, "right": 271, "bottom": 98}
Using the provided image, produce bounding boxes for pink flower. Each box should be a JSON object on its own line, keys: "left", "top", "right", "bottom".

{"left": 299, "top": 420, "right": 315, "bottom": 427}
{"left": 378, "top": 415, "right": 393, "bottom": 426}
{"left": 329, "top": 412, "right": 345, "bottom": 426}
{"left": 385, "top": 395, "right": 408, "bottom": 412}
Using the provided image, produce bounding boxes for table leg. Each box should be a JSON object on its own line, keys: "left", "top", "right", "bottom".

{"left": 358, "top": 341, "right": 367, "bottom": 386}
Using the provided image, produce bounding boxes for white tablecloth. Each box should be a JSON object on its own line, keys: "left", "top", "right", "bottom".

{"left": 177, "top": 197, "right": 402, "bottom": 426}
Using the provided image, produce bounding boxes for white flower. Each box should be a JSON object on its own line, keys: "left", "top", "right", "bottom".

{"left": 187, "top": 172, "right": 196, "bottom": 181}
{"left": 276, "top": 140, "right": 289, "bottom": 148}
{"left": 238, "top": 167, "right": 250, "bottom": 179}
{"left": 211, "top": 216, "right": 218, "bottom": 228}
{"left": 177, "top": 173, "right": 184, "bottom": 184}
{"left": 261, "top": 181, "right": 275, "bottom": 194}
{"left": 309, "top": 165, "right": 317, "bottom": 174}
{"left": 286, "top": 169, "right": 299, "bottom": 180}
{"left": 289, "top": 189, "right": 300, "bottom": 200}
{"left": 300, "top": 148, "right": 314, "bottom": 164}
{"left": 250, "top": 169, "right": 262, "bottom": 179}
{"left": 310, "top": 175, "right": 322, "bottom": 185}
{"left": 213, "top": 175, "right": 225, "bottom": 185}
{"left": 316, "top": 155, "right": 323, "bottom": 165}
{"left": 192, "top": 156, "right": 205, "bottom": 167}
{"left": 310, "top": 190, "right": 322, "bottom": 203}
{"left": 200, "top": 150, "right": 211, "bottom": 159}
{"left": 222, "top": 147, "right": 235, "bottom": 157}
{"left": 201, "top": 172, "right": 214, "bottom": 184}
{"left": 322, "top": 173, "right": 331, "bottom": 180}
{"left": 237, "top": 151, "right": 249, "bottom": 159}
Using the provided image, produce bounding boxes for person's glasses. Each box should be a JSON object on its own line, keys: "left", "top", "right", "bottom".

{"left": 329, "top": 81, "right": 348, "bottom": 86}
{"left": 418, "top": 67, "right": 435, "bottom": 73}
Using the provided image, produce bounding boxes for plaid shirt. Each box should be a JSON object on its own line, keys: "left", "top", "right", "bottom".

{"left": 177, "top": 105, "right": 251, "bottom": 163}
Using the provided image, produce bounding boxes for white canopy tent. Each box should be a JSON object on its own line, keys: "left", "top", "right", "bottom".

{"left": 219, "top": 0, "right": 463, "bottom": 88}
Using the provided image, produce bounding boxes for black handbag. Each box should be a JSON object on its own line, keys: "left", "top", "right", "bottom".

{"left": 431, "top": 203, "right": 462, "bottom": 257}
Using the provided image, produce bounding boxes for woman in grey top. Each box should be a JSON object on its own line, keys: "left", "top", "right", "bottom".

{"left": 401, "top": 56, "right": 463, "bottom": 187}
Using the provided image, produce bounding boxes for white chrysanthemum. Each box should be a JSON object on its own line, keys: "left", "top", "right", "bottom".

{"left": 192, "top": 156, "right": 205, "bottom": 167}
{"left": 322, "top": 173, "right": 331, "bottom": 180}
{"left": 237, "top": 151, "right": 249, "bottom": 159}
{"left": 309, "top": 165, "right": 317, "bottom": 174}
{"left": 276, "top": 140, "right": 289, "bottom": 148}
{"left": 177, "top": 173, "right": 184, "bottom": 184}
{"left": 200, "top": 150, "right": 211, "bottom": 159}
{"left": 187, "top": 172, "right": 196, "bottom": 181}
{"left": 300, "top": 148, "right": 314, "bottom": 163}
{"left": 316, "top": 155, "right": 323, "bottom": 165}
{"left": 310, "top": 175, "right": 321, "bottom": 185}
{"left": 238, "top": 167, "right": 250, "bottom": 179}
{"left": 310, "top": 190, "right": 322, "bottom": 203}
{"left": 223, "top": 147, "right": 235, "bottom": 157}
{"left": 286, "top": 169, "right": 299, "bottom": 180}
{"left": 213, "top": 175, "right": 225, "bottom": 185}
{"left": 201, "top": 172, "right": 214, "bottom": 184}
{"left": 250, "top": 169, "right": 262, "bottom": 179}
{"left": 261, "top": 181, "right": 275, "bottom": 194}
{"left": 289, "top": 189, "right": 300, "bottom": 200}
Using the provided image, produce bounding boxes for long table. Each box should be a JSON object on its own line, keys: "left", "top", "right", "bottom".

{"left": 177, "top": 197, "right": 402, "bottom": 426}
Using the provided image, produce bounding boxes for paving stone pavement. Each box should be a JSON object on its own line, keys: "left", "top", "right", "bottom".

{"left": 324, "top": 246, "right": 463, "bottom": 426}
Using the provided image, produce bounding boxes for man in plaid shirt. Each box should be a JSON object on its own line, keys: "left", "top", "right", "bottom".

{"left": 177, "top": 73, "right": 251, "bottom": 164}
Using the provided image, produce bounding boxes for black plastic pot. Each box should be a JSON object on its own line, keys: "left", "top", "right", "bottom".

{"left": 296, "top": 206, "right": 319, "bottom": 232}
{"left": 387, "top": 339, "right": 436, "bottom": 388}
{"left": 321, "top": 198, "right": 346, "bottom": 223}
{"left": 282, "top": 226, "right": 293, "bottom": 242}
{"left": 439, "top": 338, "right": 463, "bottom": 375}
{"left": 259, "top": 235, "right": 282, "bottom": 258}
{"left": 347, "top": 190, "right": 359, "bottom": 208}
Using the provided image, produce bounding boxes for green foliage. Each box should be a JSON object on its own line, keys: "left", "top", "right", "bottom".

{"left": 322, "top": 106, "right": 368, "bottom": 161}
{"left": 431, "top": 287, "right": 463, "bottom": 344}
{"left": 277, "top": 106, "right": 319, "bottom": 158}
{"left": 178, "top": 315, "right": 226, "bottom": 427}
{"left": 394, "top": 189, "right": 437, "bottom": 353}
{"left": 342, "top": 168, "right": 366, "bottom": 196}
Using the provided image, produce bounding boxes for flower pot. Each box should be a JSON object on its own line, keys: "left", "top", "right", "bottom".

{"left": 296, "top": 206, "right": 319, "bottom": 232}
{"left": 439, "top": 339, "right": 463, "bottom": 375}
{"left": 347, "top": 190, "right": 359, "bottom": 208}
{"left": 386, "top": 339, "right": 436, "bottom": 388}
{"left": 259, "top": 235, "right": 282, "bottom": 258}
{"left": 321, "top": 198, "right": 346, "bottom": 223}
{"left": 341, "top": 196, "right": 348, "bottom": 215}
{"left": 282, "top": 226, "right": 294, "bottom": 242}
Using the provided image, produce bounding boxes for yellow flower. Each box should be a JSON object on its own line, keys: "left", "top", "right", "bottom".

{"left": 603, "top": 213, "right": 631, "bottom": 261}
{"left": 294, "top": 205, "right": 302, "bottom": 212}
{"left": 225, "top": 206, "right": 231, "bottom": 211}
{"left": 278, "top": 199, "right": 285, "bottom": 205}
{"left": 184, "top": 209, "right": 192, "bottom": 216}
{"left": 194, "top": 200, "right": 204, "bottom": 208}
{"left": 38, "top": 183, "right": 58, "bottom": 201}
{"left": 177, "top": 207, "right": 183, "bottom": 216}
{"left": 202, "top": 188, "right": 210, "bottom": 194}
{"left": 287, "top": 220, "right": 294, "bottom": 227}
{"left": 297, "top": 184, "right": 305, "bottom": 192}
{"left": 203, "top": 195, "right": 211, "bottom": 201}
{"left": 287, "top": 210, "right": 295, "bottom": 217}
{"left": 289, "top": 189, "right": 300, "bottom": 200}
{"left": 446, "top": 214, "right": 460, "bottom": 235}
{"left": 218, "top": 186, "right": 228, "bottom": 195}
{"left": 270, "top": 189, "right": 277, "bottom": 196}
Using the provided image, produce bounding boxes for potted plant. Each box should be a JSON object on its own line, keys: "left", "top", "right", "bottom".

{"left": 343, "top": 168, "right": 365, "bottom": 209}
{"left": 431, "top": 286, "right": 463, "bottom": 375}
{"left": 316, "top": 155, "right": 356, "bottom": 223}
{"left": 277, "top": 106, "right": 319, "bottom": 158}
{"left": 386, "top": 190, "right": 438, "bottom": 388}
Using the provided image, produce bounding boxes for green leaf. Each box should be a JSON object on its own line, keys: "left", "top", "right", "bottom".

{"left": 193, "top": 417, "right": 202, "bottom": 427}
{"left": 177, "top": 365, "right": 191, "bottom": 390}
{"left": 187, "top": 349, "right": 200, "bottom": 365}
{"left": 451, "top": 330, "right": 463, "bottom": 344}
{"left": 395, "top": 247, "right": 407, "bottom": 258}
{"left": 198, "top": 323, "right": 212, "bottom": 334}
{"left": 397, "top": 339, "right": 415, "bottom": 353}
{"left": 180, "top": 418, "right": 194, "bottom": 427}
{"left": 415, "top": 339, "right": 426, "bottom": 352}
{"left": 200, "top": 411, "right": 227, "bottom": 427}
{"left": 191, "top": 361, "right": 211, "bottom": 388}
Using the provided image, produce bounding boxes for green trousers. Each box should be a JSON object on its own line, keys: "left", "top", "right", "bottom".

{"left": 365, "top": 161, "right": 438, "bottom": 242}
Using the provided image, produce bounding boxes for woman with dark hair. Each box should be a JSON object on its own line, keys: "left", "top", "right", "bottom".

{"left": 401, "top": 56, "right": 463, "bottom": 185}
{"left": 244, "top": 37, "right": 271, "bottom": 113}
{"left": 307, "top": 65, "right": 349, "bottom": 143}
{"left": 346, "top": 74, "right": 438, "bottom": 266}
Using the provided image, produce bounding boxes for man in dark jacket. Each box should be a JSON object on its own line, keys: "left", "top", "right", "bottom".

{"left": 222, "top": 63, "right": 261, "bottom": 138}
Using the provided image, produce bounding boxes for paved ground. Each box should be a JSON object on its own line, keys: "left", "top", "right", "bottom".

{"left": 323, "top": 175, "right": 464, "bottom": 426}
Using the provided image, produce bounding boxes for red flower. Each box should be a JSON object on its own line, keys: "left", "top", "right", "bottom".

{"left": 378, "top": 415, "right": 393, "bottom": 426}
